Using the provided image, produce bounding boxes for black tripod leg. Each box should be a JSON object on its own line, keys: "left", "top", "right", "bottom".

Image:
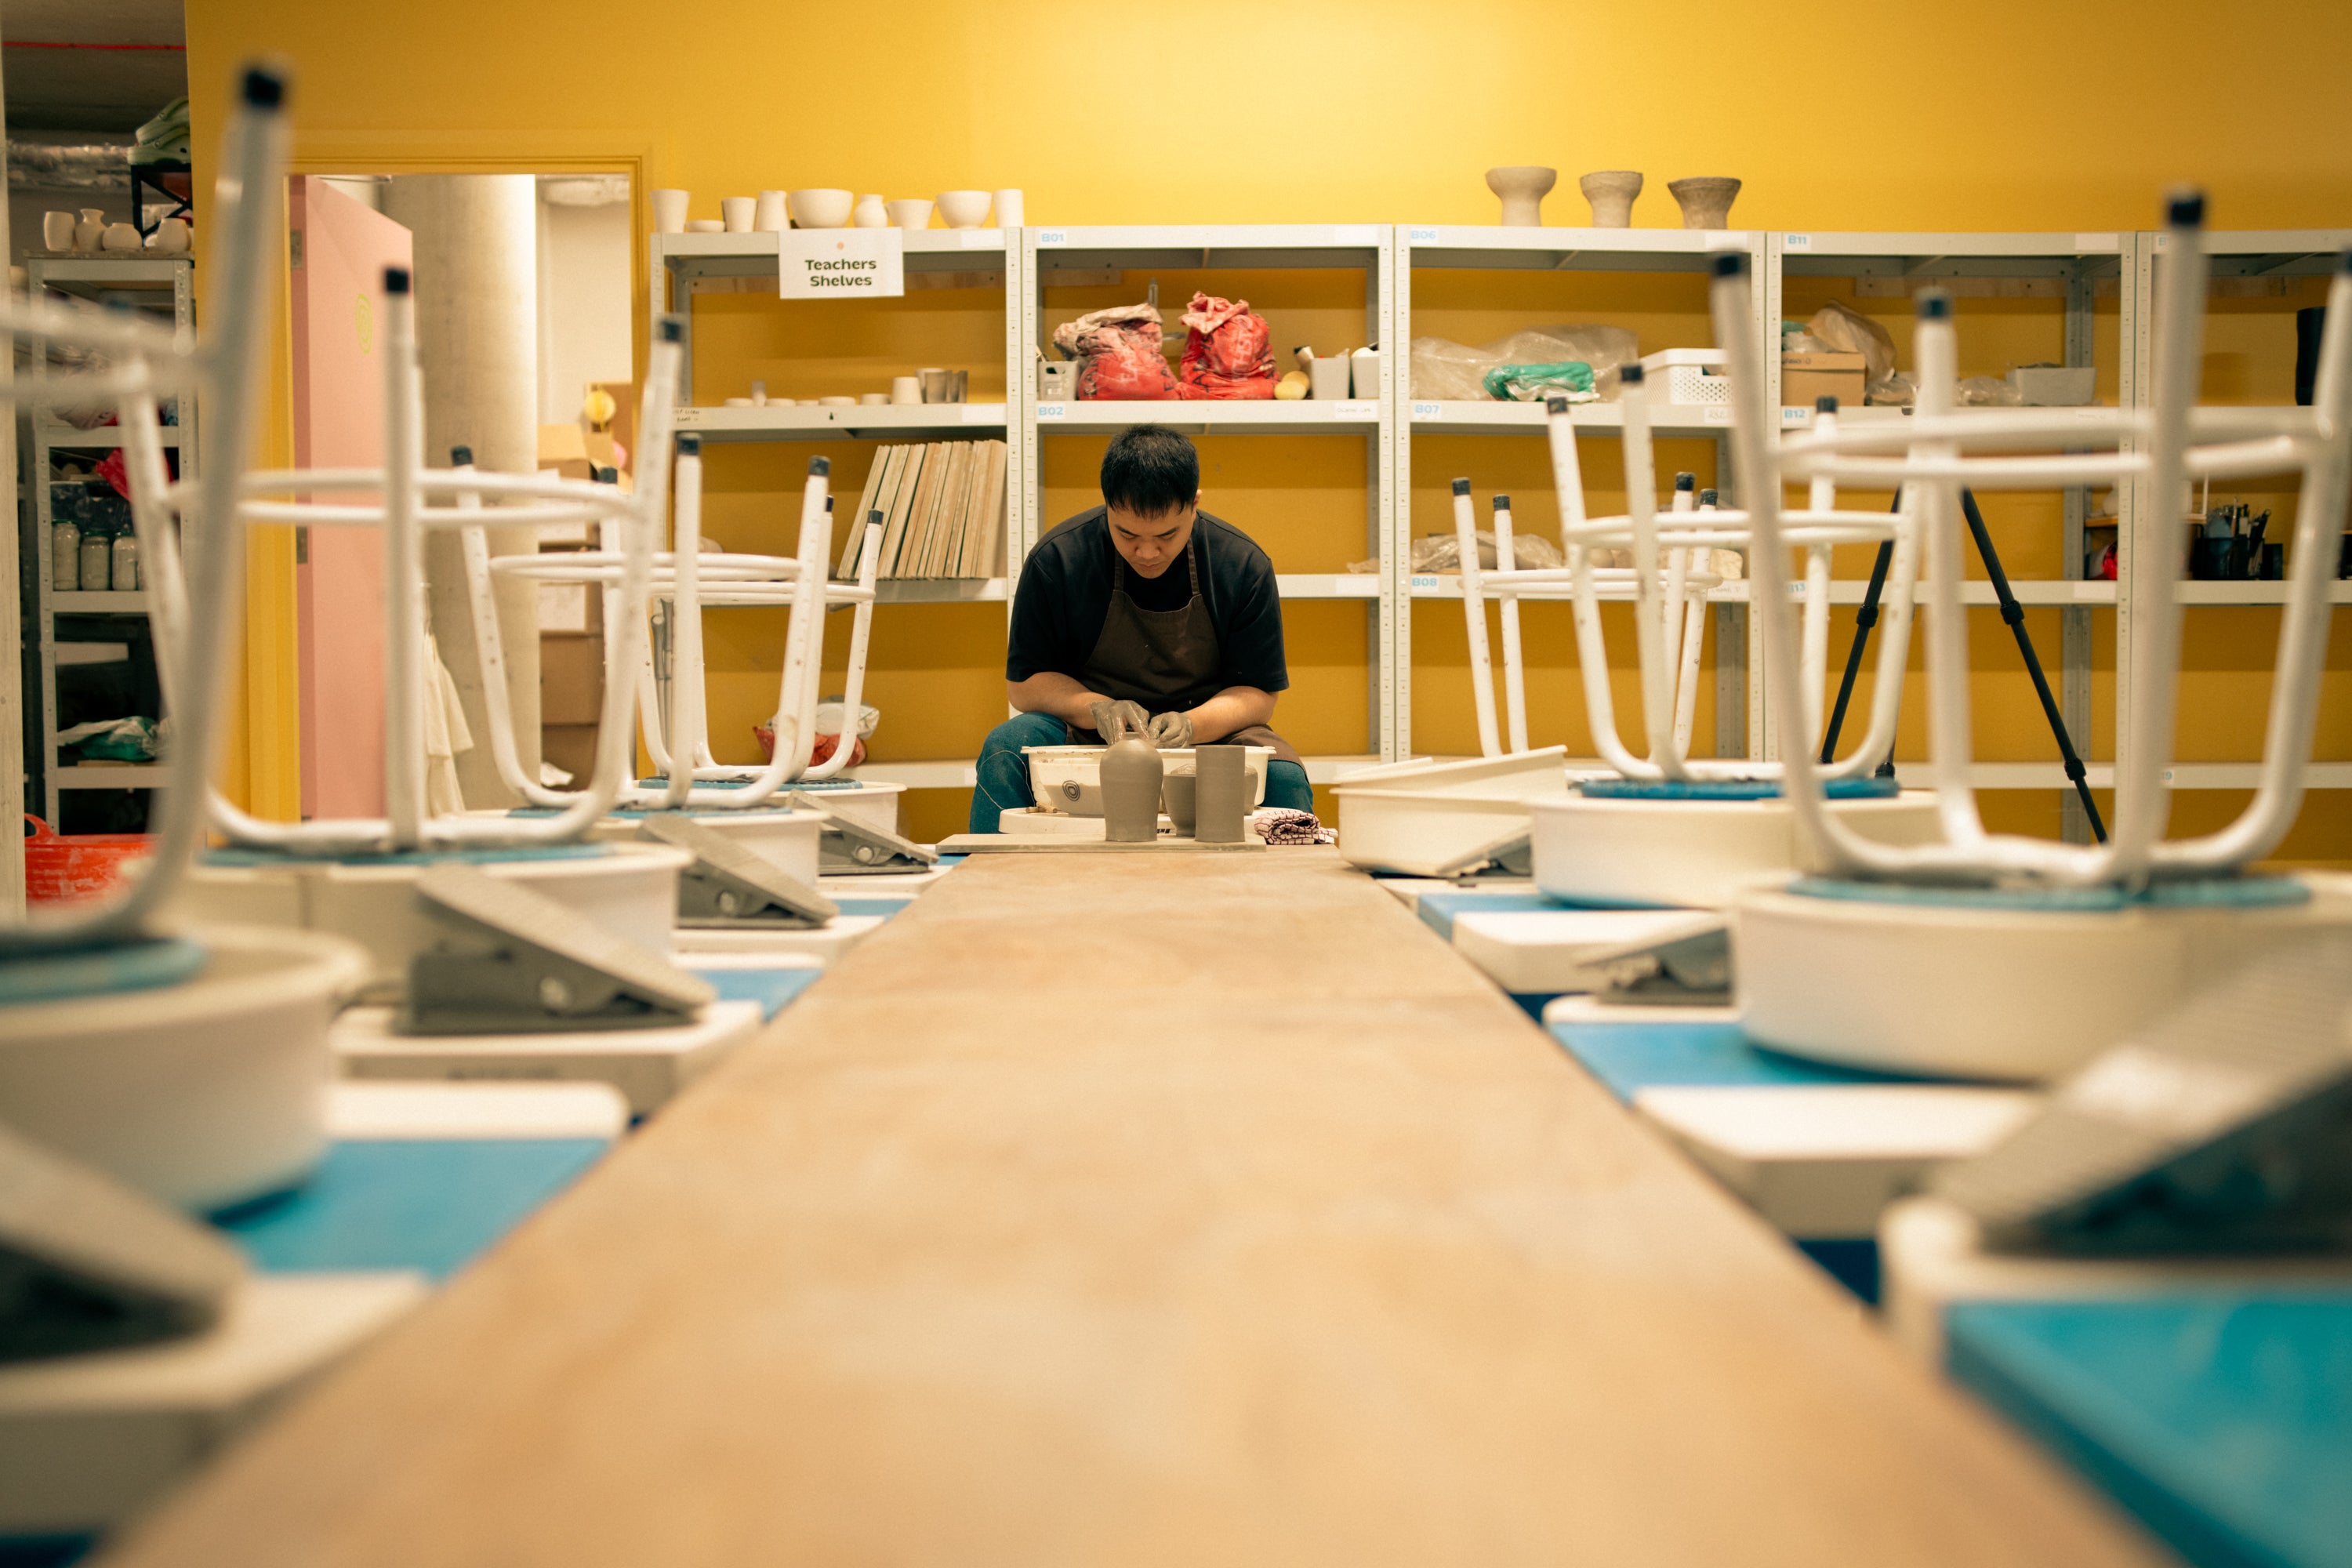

{"left": 1958, "top": 488, "right": 2108, "bottom": 842}
{"left": 1818, "top": 489, "right": 1907, "bottom": 765}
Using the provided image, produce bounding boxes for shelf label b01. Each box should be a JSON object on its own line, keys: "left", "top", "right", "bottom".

{"left": 778, "top": 228, "right": 902, "bottom": 299}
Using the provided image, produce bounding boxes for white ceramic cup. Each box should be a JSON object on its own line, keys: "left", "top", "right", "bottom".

{"left": 720, "top": 197, "right": 755, "bottom": 234}
{"left": 935, "top": 191, "right": 991, "bottom": 229}
{"left": 852, "top": 194, "right": 887, "bottom": 228}
{"left": 890, "top": 376, "right": 922, "bottom": 406}
{"left": 650, "top": 188, "right": 691, "bottom": 234}
{"left": 151, "top": 217, "right": 192, "bottom": 253}
{"left": 42, "top": 211, "right": 74, "bottom": 251}
{"left": 753, "top": 191, "right": 787, "bottom": 232}
{"left": 919, "top": 367, "right": 951, "bottom": 403}
{"left": 885, "top": 198, "right": 933, "bottom": 231}
{"left": 1351, "top": 351, "right": 1382, "bottom": 398}
{"left": 859, "top": 392, "right": 888, "bottom": 405}
{"left": 787, "top": 188, "right": 854, "bottom": 229}
{"left": 1309, "top": 356, "right": 1352, "bottom": 400}
{"left": 993, "top": 189, "right": 1025, "bottom": 227}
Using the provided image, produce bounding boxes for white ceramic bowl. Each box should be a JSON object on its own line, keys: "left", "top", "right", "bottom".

{"left": 885, "top": 198, "right": 934, "bottom": 231}
{"left": 935, "top": 190, "right": 992, "bottom": 229}
{"left": 176, "top": 843, "right": 691, "bottom": 1003}
{"left": 787, "top": 188, "right": 855, "bottom": 229}
{"left": 0, "top": 925, "right": 368, "bottom": 1210}
{"left": 1025, "top": 745, "right": 1273, "bottom": 818}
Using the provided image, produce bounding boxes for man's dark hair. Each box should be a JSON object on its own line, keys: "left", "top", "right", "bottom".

{"left": 1099, "top": 425, "right": 1199, "bottom": 517}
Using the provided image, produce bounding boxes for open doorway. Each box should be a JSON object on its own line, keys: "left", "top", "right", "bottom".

{"left": 288, "top": 171, "right": 633, "bottom": 818}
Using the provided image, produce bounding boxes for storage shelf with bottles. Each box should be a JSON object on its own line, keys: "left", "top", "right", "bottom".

{"left": 22, "top": 254, "right": 192, "bottom": 827}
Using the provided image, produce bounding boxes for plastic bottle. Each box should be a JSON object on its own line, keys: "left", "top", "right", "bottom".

{"left": 111, "top": 529, "right": 140, "bottom": 592}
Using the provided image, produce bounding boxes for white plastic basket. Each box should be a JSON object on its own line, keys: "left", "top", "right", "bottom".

{"left": 1639, "top": 347, "right": 1730, "bottom": 406}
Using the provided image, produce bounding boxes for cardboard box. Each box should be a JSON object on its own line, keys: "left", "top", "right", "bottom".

{"left": 540, "top": 723, "right": 602, "bottom": 787}
{"left": 539, "top": 633, "right": 606, "bottom": 727}
{"left": 1782, "top": 350, "right": 1867, "bottom": 412}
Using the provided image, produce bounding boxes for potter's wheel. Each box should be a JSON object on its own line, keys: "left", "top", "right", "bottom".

{"left": 176, "top": 842, "right": 691, "bottom": 1004}
{"left": 1735, "top": 873, "right": 2352, "bottom": 1083}
{"left": 1530, "top": 779, "right": 1944, "bottom": 909}
{"left": 0, "top": 924, "right": 369, "bottom": 1209}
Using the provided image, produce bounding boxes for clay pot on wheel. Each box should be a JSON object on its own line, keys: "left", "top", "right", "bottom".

{"left": 1101, "top": 731, "right": 1164, "bottom": 843}
{"left": 1668, "top": 176, "right": 1741, "bottom": 230}
{"left": 1578, "top": 171, "right": 1642, "bottom": 227}
{"left": 1484, "top": 166, "right": 1556, "bottom": 227}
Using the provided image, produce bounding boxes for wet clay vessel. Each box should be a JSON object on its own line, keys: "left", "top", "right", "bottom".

{"left": 1100, "top": 731, "right": 1164, "bottom": 843}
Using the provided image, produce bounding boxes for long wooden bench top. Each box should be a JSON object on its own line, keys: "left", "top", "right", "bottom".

{"left": 106, "top": 851, "right": 2160, "bottom": 1566}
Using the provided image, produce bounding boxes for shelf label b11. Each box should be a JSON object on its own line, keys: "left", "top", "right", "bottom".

{"left": 778, "top": 228, "right": 902, "bottom": 299}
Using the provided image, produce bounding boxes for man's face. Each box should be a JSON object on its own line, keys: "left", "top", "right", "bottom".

{"left": 1106, "top": 501, "right": 1196, "bottom": 579}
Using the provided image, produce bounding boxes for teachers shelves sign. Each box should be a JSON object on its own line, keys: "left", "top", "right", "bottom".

{"left": 777, "top": 228, "right": 903, "bottom": 299}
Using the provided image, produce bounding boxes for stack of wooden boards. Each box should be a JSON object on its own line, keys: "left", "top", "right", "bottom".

{"left": 836, "top": 440, "right": 1010, "bottom": 581}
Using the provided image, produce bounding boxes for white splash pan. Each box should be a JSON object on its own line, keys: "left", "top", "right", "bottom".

{"left": 581, "top": 808, "right": 822, "bottom": 884}
{"left": 0, "top": 924, "right": 368, "bottom": 1210}
{"left": 1332, "top": 748, "right": 1570, "bottom": 876}
{"left": 176, "top": 843, "right": 690, "bottom": 1004}
{"left": 1531, "top": 790, "right": 1944, "bottom": 909}
{"left": 1025, "top": 746, "right": 1272, "bottom": 818}
{"left": 671, "top": 915, "right": 887, "bottom": 964}
{"left": 1736, "top": 878, "right": 2352, "bottom": 1083}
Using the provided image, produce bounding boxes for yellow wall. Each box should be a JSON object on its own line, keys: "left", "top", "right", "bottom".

{"left": 187, "top": 0, "right": 2352, "bottom": 854}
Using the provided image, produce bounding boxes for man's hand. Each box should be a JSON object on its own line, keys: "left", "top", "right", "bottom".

{"left": 1088, "top": 699, "right": 1150, "bottom": 741}
{"left": 1145, "top": 710, "right": 1193, "bottom": 748}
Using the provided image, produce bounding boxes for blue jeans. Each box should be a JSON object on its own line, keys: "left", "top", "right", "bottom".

{"left": 969, "top": 713, "right": 1316, "bottom": 833}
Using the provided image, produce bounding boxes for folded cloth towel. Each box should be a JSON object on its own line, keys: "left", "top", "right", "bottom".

{"left": 1254, "top": 808, "right": 1335, "bottom": 846}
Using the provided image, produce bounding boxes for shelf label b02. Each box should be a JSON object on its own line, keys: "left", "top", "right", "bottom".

{"left": 778, "top": 228, "right": 903, "bottom": 299}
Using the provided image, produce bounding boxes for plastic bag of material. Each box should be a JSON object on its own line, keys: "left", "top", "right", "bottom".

{"left": 1052, "top": 303, "right": 1178, "bottom": 401}
{"left": 1955, "top": 376, "right": 2023, "bottom": 407}
{"left": 1408, "top": 531, "right": 1569, "bottom": 572}
{"left": 58, "top": 715, "right": 158, "bottom": 761}
{"left": 754, "top": 699, "right": 878, "bottom": 769}
{"left": 1806, "top": 302, "right": 1899, "bottom": 394}
{"left": 1177, "top": 292, "right": 1275, "bottom": 400}
{"left": 1482, "top": 361, "right": 1597, "bottom": 403}
{"left": 1409, "top": 326, "right": 1639, "bottom": 401}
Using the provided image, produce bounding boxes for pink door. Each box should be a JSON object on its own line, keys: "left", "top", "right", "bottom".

{"left": 290, "top": 177, "right": 412, "bottom": 818}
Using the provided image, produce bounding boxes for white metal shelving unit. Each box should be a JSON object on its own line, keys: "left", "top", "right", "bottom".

{"left": 1022, "top": 223, "right": 1395, "bottom": 781}
{"left": 1780, "top": 230, "right": 2126, "bottom": 839}
{"left": 23, "top": 255, "right": 194, "bottom": 827}
{"left": 1395, "top": 225, "right": 1773, "bottom": 764}
{"left": 649, "top": 227, "right": 1025, "bottom": 790}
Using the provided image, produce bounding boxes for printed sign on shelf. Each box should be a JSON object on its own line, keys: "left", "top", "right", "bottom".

{"left": 778, "top": 228, "right": 903, "bottom": 299}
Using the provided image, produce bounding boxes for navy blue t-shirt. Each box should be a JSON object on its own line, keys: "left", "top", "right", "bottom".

{"left": 1006, "top": 508, "right": 1289, "bottom": 696}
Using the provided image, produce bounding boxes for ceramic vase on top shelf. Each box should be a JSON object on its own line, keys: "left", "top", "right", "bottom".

{"left": 1579, "top": 171, "right": 1642, "bottom": 227}
{"left": 1668, "top": 176, "right": 1741, "bottom": 229}
{"left": 851, "top": 194, "right": 887, "bottom": 228}
{"left": 42, "top": 211, "right": 74, "bottom": 251}
{"left": 1485, "top": 166, "right": 1556, "bottom": 227}
{"left": 650, "top": 188, "right": 690, "bottom": 234}
{"left": 74, "top": 209, "right": 105, "bottom": 251}
{"left": 753, "top": 191, "right": 787, "bottom": 232}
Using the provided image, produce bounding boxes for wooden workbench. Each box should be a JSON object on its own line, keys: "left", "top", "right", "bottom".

{"left": 105, "top": 851, "right": 2161, "bottom": 1566}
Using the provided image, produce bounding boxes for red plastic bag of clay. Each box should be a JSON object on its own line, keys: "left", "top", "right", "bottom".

{"left": 1051, "top": 303, "right": 1178, "bottom": 401}
{"left": 1177, "top": 292, "right": 1274, "bottom": 400}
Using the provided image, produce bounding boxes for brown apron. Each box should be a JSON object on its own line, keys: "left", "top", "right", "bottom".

{"left": 1063, "top": 533, "right": 1301, "bottom": 768}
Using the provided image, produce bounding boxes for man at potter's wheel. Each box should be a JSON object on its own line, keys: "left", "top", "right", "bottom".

{"left": 970, "top": 424, "right": 1314, "bottom": 833}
